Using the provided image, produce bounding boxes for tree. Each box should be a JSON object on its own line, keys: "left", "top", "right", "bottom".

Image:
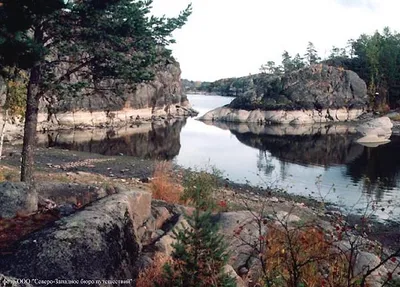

{"left": 162, "top": 170, "right": 236, "bottom": 287}
{"left": 304, "top": 41, "right": 320, "bottom": 65}
{"left": 292, "top": 53, "right": 305, "bottom": 70}
{"left": 282, "top": 51, "right": 295, "bottom": 74}
{"left": 329, "top": 46, "right": 341, "bottom": 59}
{"left": 162, "top": 208, "right": 236, "bottom": 287}
{"left": 260, "top": 61, "right": 282, "bottom": 75}
{"left": 0, "top": 0, "right": 191, "bottom": 183}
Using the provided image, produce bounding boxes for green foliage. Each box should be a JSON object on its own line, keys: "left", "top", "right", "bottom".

{"left": 3, "top": 69, "right": 27, "bottom": 117}
{"left": 182, "top": 76, "right": 255, "bottom": 97}
{"left": 304, "top": 41, "right": 321, "bottom": 65}
{"left": 181, "top": 168, "right": 222, "bottom": 210}
{"left": 325, "top": 27, "right": 400, "bottom": 108}
{"left": 0, "top": 0, "right": 192, "bottom": 182}
{"left": 282, "top": 51, "right": 296, "bottom": 73}
{"left": 0, "top": 0, "right": 192, "bottom": 98}
{"left": 162, "top": 189, "right": 236, "bottom": 287}
{"left": 260, "top": 61, "right": 282, "bottom": 76}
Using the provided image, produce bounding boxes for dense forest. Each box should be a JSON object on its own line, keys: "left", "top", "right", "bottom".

{"left": 186, "top": 27, "right": 400, "bottom": 109}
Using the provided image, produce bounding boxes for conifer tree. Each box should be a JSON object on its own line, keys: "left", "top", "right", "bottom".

{"left": 0, "top": 0, "right": 191, "bottom": 182}
{"left": 162, "top": 171, "right": 236, "bottom": 287}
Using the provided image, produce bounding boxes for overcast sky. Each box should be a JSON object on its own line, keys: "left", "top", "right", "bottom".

{"left": 151, "top": 0, "right": 400, "bottom": 81}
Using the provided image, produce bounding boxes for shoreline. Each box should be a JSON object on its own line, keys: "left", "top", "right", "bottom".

{"left": 1, "top": 144, "right": 399, "bottom": 251}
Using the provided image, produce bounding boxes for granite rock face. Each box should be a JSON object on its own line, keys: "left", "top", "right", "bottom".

{"left": 0, "top": 189, "right": 152, "bottom": 283}
{"left": 230, "top": 64, "right": 368, "bottom": 111}
{"left": 200, "top": 65, "right": 368, "bottom": 124}
{"left": 0, "top": 182, "right": 38, "bottom": 219}
{"left": 0, "top": 59, "right": 197, "bottom": 131}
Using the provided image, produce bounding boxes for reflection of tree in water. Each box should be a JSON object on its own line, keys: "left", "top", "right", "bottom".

{"left": 229, "top": 128, "right": 400, "bottom": 200}
{"left": 345, "top": 136, "right": 400, "bottom": 197}
{"left": 45, "top": 120, "right": 186, "bottom": 160}
{"left": 233, "top": 132, "right": 363, "bottom": 167}
{"left": 256, "top": 150, "right": 275, "bottom": 176}
{"left": 359, "top": 177, "right": 386, "bottom": 202}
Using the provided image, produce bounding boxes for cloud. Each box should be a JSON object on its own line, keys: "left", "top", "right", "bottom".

{"left": 335, "top": 0, "right": 376, "bottom": 10}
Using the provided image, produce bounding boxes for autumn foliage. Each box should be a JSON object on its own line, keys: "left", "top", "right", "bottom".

{"left": 136, "top": 253, "right": 171, "bottom": 287}
{"left": 259, "top": 224, "right": 351, "bottom": 287}
{"left": 150, "top": 161, "right": 182, "bottom": 204}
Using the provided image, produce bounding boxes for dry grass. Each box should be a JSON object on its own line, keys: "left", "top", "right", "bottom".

{"left": 150, "top": 161, "right": 182, "bottom": 204}
{"left": 390, "top": 114, "right": 400, "bottom": 121}
{"left": 136, "top": 253, "right": 171, "bottom": 287}
{"left": 0, "top": 165, "right": 19, "bottom": 182}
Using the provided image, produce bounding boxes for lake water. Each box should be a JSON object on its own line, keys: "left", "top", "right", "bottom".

{"left": 46, "top": 94, "right": 400, "bottom": 217}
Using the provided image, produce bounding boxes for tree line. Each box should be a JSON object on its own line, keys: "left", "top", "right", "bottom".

{"left": 262, "top": 27, "right": 400, "bottom": 109}
{"left": 189, "top": 27, "right": 400, "bottom": 109}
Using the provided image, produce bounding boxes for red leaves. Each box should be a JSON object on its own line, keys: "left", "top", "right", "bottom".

{"left": 234, "top": 225, "right": 244, "bottom": 236}
{"left": 0, "top": 211, "right": 59, "bottom": 253}
{"left": 218, "top": 200, "right": 227, "bottom": 208}
{"left": 391, "top": 257, "right": 397, "bottom": 263}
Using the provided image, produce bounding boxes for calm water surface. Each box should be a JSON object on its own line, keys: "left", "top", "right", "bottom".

{"left": 176, "top": 95, "right": 400, "bottom": 217}
{"left": 46, "top": 94, "right": 400, "bottom": 217}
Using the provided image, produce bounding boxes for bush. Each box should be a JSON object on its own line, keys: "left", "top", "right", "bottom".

{"left": 151, "top": 161, "right": 182, "bottom": 204}
{"left": 181, "top": 167, "right": 222, "bottom": 210}
{"left": 136, "top": 253, "right": 171, "bottom": 287}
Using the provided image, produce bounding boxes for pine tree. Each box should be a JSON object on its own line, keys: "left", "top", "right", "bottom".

{"left": 0, "top": 0, "right": 191, "bottom": 182}
{"left": 282, "top": 51, "right": 295, "bottom": 74}
{"left": 304, "top": 41, "right": 321, "bottom": 65}
{"left": 292, "top": 53, "right": 305, "bottom": 70}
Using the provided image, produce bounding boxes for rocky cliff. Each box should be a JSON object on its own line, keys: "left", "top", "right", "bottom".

{"left": 200, "top": 65, "right": 369, "bottom": 124}
{"left": 0, "top": 58, "right": 197, "bottom": 131}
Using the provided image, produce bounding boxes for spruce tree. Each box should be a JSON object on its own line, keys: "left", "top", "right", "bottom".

{"left": 304, "top": 41, "right": 321, "bottom": 65}
{"left": 162, "top": 171, "right": 236, "bottom": 287}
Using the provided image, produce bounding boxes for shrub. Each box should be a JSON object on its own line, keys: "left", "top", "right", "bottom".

{"left": 151, "top": 161, "right": 182, "bottom": 204}
{"left": 181, "top": 167, "right": 222, "bottom": 210}
{"left": 136, "top": 253, "right": 171, "bottom": 287}
{"left": 259, "top": 223, "right": 351, "bottom": 287}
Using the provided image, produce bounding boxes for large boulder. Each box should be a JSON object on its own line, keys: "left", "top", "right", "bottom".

{"left": 356, "top": 116, "right": 393, "bottom": 146}
{"left": 0, "top": 182, "right": 38, "bottom": 219}
{"left": 200, "top": 65, "right": 368, "bottom": 124}
{"left": 0, "top": 189, "right": 151, "bottom": 284}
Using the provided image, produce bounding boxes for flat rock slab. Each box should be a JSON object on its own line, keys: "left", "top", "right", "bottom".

{"left": 0, "top": 189, "right": 151, "bottom": 284}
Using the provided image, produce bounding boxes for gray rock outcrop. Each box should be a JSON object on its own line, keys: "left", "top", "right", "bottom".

{"left": 0, "top": 182, "right": 38, "bottom": 219}
{"left": 0, "top": 58, "right": 197, "bottom": 132}
{"left": 0, "top": 189, "right": 152, "bottom": 283}
{"left": 200, "top": 65, "right": 369, "bottom": 124}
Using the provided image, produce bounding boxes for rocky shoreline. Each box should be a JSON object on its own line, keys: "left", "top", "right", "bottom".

{"left": 0, "top": 144, "right": 399, "bottom": 286}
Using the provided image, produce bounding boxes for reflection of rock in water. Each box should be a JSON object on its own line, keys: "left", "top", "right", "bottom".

{"left": 203, "top": 120, "right": 364, "bottom": 167}
{"left": 232, "top": 131, "right": 364, "bottom": 167}
{"left": 346, "top": 136, "right": 400, "bottom": 192}
{"left": 42, "top": 120, "right": 185, "bottom": 160}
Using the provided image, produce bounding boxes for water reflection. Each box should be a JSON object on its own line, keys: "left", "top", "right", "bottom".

{"left": 201, "top": 120, "right": 400, "bottom": 201}
{"left": 39, "top": 120, "right": 185, "bottom": 160}
{"left": 346, "top": 137, "right": 400, "bottom": 194}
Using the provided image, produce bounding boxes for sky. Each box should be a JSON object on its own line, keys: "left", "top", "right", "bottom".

{"left": 151, "top": 0, "right": 400, "bottom": 81}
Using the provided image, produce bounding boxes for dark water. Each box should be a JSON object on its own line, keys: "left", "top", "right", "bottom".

{"left": 44, "top": 94, "right": 400, "bottom": 217}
